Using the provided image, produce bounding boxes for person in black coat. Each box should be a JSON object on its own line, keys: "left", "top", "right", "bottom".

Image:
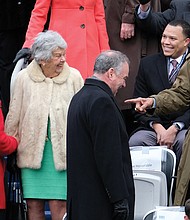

{"left": 160, "top": 0, "right": 172, "bottom": 11}
{"left": 0, "top": 0, "right": 35, "bottom": 116}
{"left": 67, "top": 50, "right": 135, "bottom": 220}
{"left": 135, "top": 0, "right": 190, "bottom": 37}
{"left": 129, "top": 20, "right": 190, "bottom": 167}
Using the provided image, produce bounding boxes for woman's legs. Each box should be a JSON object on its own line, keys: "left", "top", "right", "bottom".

{"left": 26, "top": 199, "right": 45, "bottom": 220}
{"left": 26, "top": 199, "right": 66, "bottom": 220}
{"left": 49, "top": 200, "right": 66, "bottom": 220}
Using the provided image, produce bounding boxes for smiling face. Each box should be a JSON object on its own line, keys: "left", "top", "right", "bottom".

{"left": 110, "top": 62, "right": 129, "bottom": 96}
{"left": 161, "top": 24, "right": 190, "bottom": 59}
{"left": 40, "top": 48, "right": 66, "bottom": 77}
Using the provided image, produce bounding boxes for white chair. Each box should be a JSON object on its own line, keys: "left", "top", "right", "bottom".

{"left": 130, "top": 146, "right": 176, "bottom": 220}
{"left": 133, "top": 170, "right": 167, "bottom": 220}
{"left": 143, "top": 206, "right": 185, "bottom": 220}
{"left": 10, "top": 58, "right": 27, "bottom": 96}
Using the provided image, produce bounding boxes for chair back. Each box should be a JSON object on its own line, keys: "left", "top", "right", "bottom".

{"left": 133, "top": 170, "right": 167, "bottom": 220}
{"left": 143, "top": 206, "right": 185, "bottom": 220}
{"left": 130, "top": 146, "right": 176, "bottom": 219}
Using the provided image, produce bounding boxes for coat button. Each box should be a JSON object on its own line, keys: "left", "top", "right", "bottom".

{"left": 79, "top": 6, "right": 84, "bottom": 10}
{"left": 80, "top": 24, "right": 85, "bottom": 29}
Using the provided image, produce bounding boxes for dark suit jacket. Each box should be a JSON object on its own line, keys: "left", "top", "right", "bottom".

{"left": 135, "top": 0, "right": 190, "bottom": 37}
{"left": 132, "top": 52, "right": 190, "bottom": 131}
{"left": 160, "top": 0, "right": 172, "bottom": 11}
{"left": 67, "top": 78, "right": 135, "bottom": 220}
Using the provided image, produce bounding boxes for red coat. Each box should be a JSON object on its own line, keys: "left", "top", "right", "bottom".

{"left": 23, "top": 0, "right": 110, "bottom": 79}
{"left": 0, "top": 101, "right": 18, "bottom": 209}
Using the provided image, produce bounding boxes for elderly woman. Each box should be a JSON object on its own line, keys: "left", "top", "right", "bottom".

{"left": 5, "top": 30, "right": 84, "bottom": 220}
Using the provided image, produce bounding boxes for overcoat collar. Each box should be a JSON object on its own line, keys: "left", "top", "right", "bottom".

{"left": 84, "top": 78, "right": 124, "bottom": 117}
{"left": 85, "top": 78, "right": 114, "bottom": 98}
{"left": 27, "top": 60, "right": 71, "bottom": 84}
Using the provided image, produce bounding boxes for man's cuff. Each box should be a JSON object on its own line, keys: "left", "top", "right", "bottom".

{"left": 149, "top": 121, "right": 154, "bottom": 128}
{"left": 137, "top": 5, "right": 150, "bottom": 19}
{"left": 173, "top": 122, "right": 185, "bottom": 131}
{"left": 152, "top": 98, "right": 156, "bottom": 108}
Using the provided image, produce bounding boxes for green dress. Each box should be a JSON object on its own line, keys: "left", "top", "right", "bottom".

{"left": 21, "top": 119, "right": 67, "bottom": 199}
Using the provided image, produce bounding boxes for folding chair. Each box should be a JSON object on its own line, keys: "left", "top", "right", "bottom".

{"left": 143, "top": 206, "right": 185, "bottom": 220}
{"left": 130, "top": 146, "right": 176, "bottom": 220}
{"left": 133, "top": 170, "right": 167, "bottom": 220}
{"left": 10, "top": 58, "right": 27, "bottom": 97}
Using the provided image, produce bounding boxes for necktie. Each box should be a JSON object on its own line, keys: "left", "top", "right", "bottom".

{"left": 169, "top": 59, "right": 178, "bottom": 84}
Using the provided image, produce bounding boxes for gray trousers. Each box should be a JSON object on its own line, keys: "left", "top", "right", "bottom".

{"left": 129, "top": 129, "right": 187, "bottom": 167}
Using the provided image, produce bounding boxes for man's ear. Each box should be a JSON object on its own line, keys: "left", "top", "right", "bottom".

{"left": 107, "top": 68, "right": 115, "bottom": 80}
{"left": 184, "top": 37, "right": 190, "bottom": 47}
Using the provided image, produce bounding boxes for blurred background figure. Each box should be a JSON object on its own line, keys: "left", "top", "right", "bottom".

{"left": 135, "top": 0, "right": 190, "bottom": 38}
{"left": 0, "top": 0, "right": 35, "bottom": 116}
{"left": 14, "top": 0, "right": 110, "bottom": 80}
{"left": 5, "top": 30, "right": 83, "bottom": 220}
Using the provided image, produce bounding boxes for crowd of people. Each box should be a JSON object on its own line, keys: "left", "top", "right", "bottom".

{"left": 1, "top": 0, "right": 190, "bottom": 219}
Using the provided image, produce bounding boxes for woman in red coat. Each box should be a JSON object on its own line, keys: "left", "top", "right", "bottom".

{"left": 0, "top": 97, "right": 18, "bottom": 220}
{"left": 18, "top": 0, "right": 110, "bottom": 79}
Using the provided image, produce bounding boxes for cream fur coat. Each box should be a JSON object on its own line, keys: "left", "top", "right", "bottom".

{"left": 5, "top": 60, "right": 84, "bottom": 170}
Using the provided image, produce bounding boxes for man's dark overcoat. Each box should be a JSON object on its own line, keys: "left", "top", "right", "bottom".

{"left": 67, "top": 78, "right": 135, "bottom": 220}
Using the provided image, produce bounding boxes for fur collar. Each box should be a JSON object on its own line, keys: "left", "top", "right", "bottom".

{"left": 27, "top": 60, "right": 71, "bottom": 84}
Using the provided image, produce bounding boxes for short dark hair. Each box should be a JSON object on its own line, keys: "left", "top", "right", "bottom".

{"left": 185, "top": 199, "right": 190, "bottom": 218}
{"left": 168, "top": 20, "right": 190, "bottom": 38}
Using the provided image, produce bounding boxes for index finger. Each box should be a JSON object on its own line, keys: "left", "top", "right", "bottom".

{"left": 124, "top": 98, "right": 143, "bottom": 103}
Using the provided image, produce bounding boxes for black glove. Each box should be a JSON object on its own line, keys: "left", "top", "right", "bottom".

{"left": 113, "top": 199, "right": 129, "bottom": 220}
{"left": 139, "top": 0, "right": 151, "bottom": 5}
{"left": 13, "top": 48, "right": 31, "bottom": 63}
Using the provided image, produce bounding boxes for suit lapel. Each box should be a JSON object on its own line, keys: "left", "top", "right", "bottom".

{"left": 156, "top": 53, "right": 170, "bottom": 88}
